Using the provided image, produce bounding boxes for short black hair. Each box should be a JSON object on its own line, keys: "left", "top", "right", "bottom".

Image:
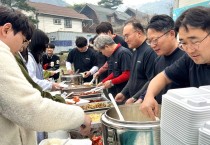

{"left": 89, "top": 37, "right": 94, "bottom": 43}
{"left": 96, "top": 22, "right": 113, "bottom": 34}
{"left": 0, "top": 5, "right": 34, "bottom": 41}
{"left": 75, "top": 37, "right": 87, "bottom": 48}
{"left": 46, "top": 43, "right": 55, "bottom": 49}
{"left": 147, "top": 14, "right": 175, "bottom": 34}
{"left": 124, "top": 19, "right": 145, "bottom": 33}
{"left": 175, "top": 6, "right": 210, "bottom": 33}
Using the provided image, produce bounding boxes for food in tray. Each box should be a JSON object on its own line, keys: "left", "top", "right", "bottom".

{"left": 80, "top": 102, "right": 112, "bottom": 110}
{"left": 65, "top": 98, "right": 89, "bottom": 106}
{"left": 72, "top": 91, "right": 101, "bottom": 97}
{"left": 91, "top": 135, "right": 103, "bottom": 145}
{"left": 88, "top": 113, "right": 102, "bottom": 123}
{"left": 83, "top": 82, "right": 93, "bottom": 87}
{"left": 73, "top": 96, "right": 80, "bottom": 102}
{"left": 89, "top": 99, "right": 103, "bottom": 103}
{"left": 80, "top": 91, "right": 100, "bottom": 95}
{"left": 70, "top": 85, "right": 76, "bottom": 88}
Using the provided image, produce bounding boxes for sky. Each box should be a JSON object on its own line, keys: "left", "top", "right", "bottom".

{"left": 64, "top": 0, "right": 158, "bottom": 7}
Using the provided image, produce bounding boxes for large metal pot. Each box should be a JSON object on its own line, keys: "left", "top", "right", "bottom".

{"left": 61, "top": 74, "right": 83, "bottom": 85}
{"left": 101, "top": 104, "right": 161, "bottom": 145}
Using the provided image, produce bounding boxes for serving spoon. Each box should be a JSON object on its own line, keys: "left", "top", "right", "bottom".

{"left": 108, "top": 93, "right": 125, "bottom": 121}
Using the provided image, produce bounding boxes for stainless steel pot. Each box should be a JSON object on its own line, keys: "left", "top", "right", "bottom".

{"left": 101, "top": 104, "right": 161, "bottom": 145}
{"left": 61, "top": 74, "right": 83, "bottom": 85}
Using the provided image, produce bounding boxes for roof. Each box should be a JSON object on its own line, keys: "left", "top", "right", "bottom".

{"left": 125, "top": 8, "right": 148, "bottom": 18}
{"left": 81, "top": 3, "right": 115, "bottom": 22}
{"left": 108, "top": 11, "right": 131, "bottom": 21}
{"left": 28, "top": 2, "right": 90, "bottom": 20}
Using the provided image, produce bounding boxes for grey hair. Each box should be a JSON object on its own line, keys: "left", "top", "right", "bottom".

{"left": 93, "top": 34, "right": 115, "bottom": 50}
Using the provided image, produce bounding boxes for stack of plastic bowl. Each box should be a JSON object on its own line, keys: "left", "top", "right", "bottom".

{"left": 198, "top": 121, "right": 210, "bottom": 145}
{"left": 160, "top": 87, "right": 210, "bottom": 145}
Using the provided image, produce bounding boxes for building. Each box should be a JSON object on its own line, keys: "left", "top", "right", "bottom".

{"left": 26, "top": 2, "right": 91, "bottom": 33}
{"left": 173, "top": 0, "right": 210, "bottom": 20}
{"left": 47, "top": 31, "right": 95, "bottom": 53}
{"left": 107, "top": 11, "right": 131, "bottom": 27}
{"left": 80, "top": 3, "right": 115, "bottom": 33}
{"left": 124, "top": 8, "right": 150, "bottom": 26}
{"left": 174, "top": 0, "right": 208, "bottom": 8}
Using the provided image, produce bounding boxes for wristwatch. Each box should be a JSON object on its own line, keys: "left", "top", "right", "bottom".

{"left": 110, "top": 80, "right": 114, "bottom": 87}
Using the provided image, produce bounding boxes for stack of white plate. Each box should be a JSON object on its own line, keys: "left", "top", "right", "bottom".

{"left": 199, "top": 85, "right": 210, "bottom": 93}
{"left": 161, "top": 87, "right": 210, "bottom": 145}
{"left": 198, "top": 121, "right": 210, "bottom": 145}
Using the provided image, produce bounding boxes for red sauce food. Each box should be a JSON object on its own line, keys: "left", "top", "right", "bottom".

{"left": 73, "top": 96, "right": 80, "bottom": 102}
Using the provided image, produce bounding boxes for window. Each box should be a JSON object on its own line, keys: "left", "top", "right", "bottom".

{"left": 110, "top": 16, "right": 115, "bottom": 23}
{"left": 53, "top": 19, "right": 61, "bottom": 25}
{"left": 65, "top": 19, "right": 72, "bottom": 28}
{"left": 50, "top": 36, "right": 56, "bottom": 41}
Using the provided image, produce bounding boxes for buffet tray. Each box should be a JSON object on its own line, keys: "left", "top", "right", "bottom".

{"left": 80, "top": 101, "right": 113, "bottom": 112}
{"left": 85, "top": 96, "right": 109, "bottom": 103}
{"left": 69, "top": 111, "right": 105, "bottom": 139}
{"left": 70, "top": 92, "right": 102, "bottom": 98}
{"left": 86, "top": 110, "right": 105, "bottom": 130}
{"left": 61, "top": 85, "right": 95, "bottom": 93}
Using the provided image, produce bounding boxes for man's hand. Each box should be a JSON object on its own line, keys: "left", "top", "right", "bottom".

{"left": 83, "top": 71, "right": 91, "bottom": 78}
{"left": 51, "top": 83, "right": 62, "bottom": 91}
{"left": 125, "top": 97, "right": 136, "bottom": 104}
{"left": 135, "top": 98, "right": 143, "bottom": 104}
{"left": 93, "top": 72, "right": 100, "bottom": 79}
{"left": 103, "top": 80, "right": 113, "bottom": 89}
{"left": 140, "top": 97, "right": 159, "bottom": 120}
{"left": 67, "top": 69, "right": 74, "bottom": 75}
{"left": 79, "top": 115, "right": 92, "bottom": 136}
{"left": 115, "top": 93, "right": 125, "bottom": 103}
{"left": 97, "top": 82, "right": 103, "bottom": 87}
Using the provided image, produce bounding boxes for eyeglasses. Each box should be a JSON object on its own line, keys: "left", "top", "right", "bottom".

{"left": 146, "top": 30, "right": 171, "bottom": 46}
{"left": 179, "top": 33, "right": 210, "bottom": 51}
{"left": 22, "top": 39, "right": 30, "bottom": 46}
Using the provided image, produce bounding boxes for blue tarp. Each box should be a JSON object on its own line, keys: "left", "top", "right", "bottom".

{"left": 51, "top": 40, "right": 72, "bottom": 47}
{"left": 173, "top": 0, "right": 210, "bottom": 20}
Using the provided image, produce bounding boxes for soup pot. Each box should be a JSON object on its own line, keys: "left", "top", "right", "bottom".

{"left": 61, "top": 74, "right": 83, "bottom": 85}
{"left": 101, "top": 104, "right": 161, "bottom": 145}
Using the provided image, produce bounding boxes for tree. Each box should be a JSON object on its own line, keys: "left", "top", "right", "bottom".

{"left": 0, "top": 0, "right": 38, "bottom": 24}
{"left": 71, "top": 4, "right": 85, "bottom": 13}
{"left": 98, "top": 0, "right": 123, "bottom": 9}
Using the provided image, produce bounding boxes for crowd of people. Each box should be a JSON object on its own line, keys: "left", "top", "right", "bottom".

{"left": 1, "top": 4, "right": 210, "bottom": 145}
{"left": 0, "top": 5, "right": 91, "bottom": 145}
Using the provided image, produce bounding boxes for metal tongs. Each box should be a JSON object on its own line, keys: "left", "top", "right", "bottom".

{"left": 74, "top": 69, "right": 80, "bottom": 74}
{"left": 84, "top": 86, "right": 104, "bottom": 94}
{"left": 61, "top": 91, "right": 74, "bottom": 99}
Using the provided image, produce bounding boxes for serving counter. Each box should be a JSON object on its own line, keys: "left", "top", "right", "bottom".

{"left": 48, "top": 85, "right": 112, "bottom": 144}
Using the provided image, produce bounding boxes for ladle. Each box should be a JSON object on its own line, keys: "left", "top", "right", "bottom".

{"left": 108, "top": 93, "right": 125, "bottom": 121}
{"left": 89, "top": 77, "right": 95, "bottom": 85}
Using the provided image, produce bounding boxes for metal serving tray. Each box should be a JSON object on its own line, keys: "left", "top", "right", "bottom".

{"left": 70, "top": 92, "right": 102, "bottom": 98}
{"left": 86, "top": 110, "right": 106, "bottom": 125}
{"left": 61, "top": 84, "right": 95, "bottom": 93}
{"left": 85, "top": 96, "right": 109, "bottom": 103}
{"left": 80, "top": 101, "right": 113, "bottom": 112}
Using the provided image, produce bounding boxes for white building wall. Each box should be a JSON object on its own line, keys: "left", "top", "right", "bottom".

{"left": 37, "top": 15, "right": 83, "bottom": 33}
{"left": 178, "top": 0, "right": 207, "bottom": 7}
{"left": 47, "top": 31, "right": 95, "bottom": 53}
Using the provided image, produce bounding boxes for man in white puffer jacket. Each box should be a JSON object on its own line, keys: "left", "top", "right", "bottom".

{"left": 0, "top": 6, "right": 91, "bottom": 145}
